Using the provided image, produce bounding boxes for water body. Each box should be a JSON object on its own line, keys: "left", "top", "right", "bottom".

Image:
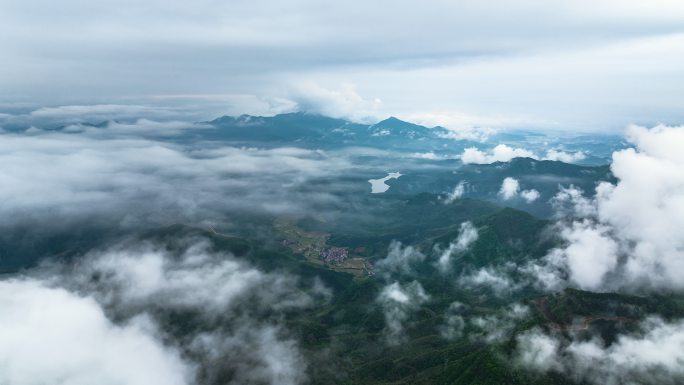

{"left": 368, "top": 172, "right": 402, "bottom": 193}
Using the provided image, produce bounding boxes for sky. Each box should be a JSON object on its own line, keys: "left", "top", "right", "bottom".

{"left": 2, "top": 0, "right": 684, "bottom": 131}
{"left": 4, "top": 2, "right": 684, "bottom": 383}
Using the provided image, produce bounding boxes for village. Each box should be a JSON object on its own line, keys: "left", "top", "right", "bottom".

{"left": 274, "top": 219, "right": 374, "bottom": 277}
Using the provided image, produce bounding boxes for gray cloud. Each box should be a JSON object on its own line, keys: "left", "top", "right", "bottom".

{"left": 376, "top": 241, "right": 426, "bottom": 277}
{"left": 61, "top": 119, "right": 210, "bottom": 137}
{"left": 63, "top": 240, "right": 325, "bottom": 317}
{"left": 471, "top": 303, "right": 530, "bottom": 343}
{"left": 438, "top": 301, "right": 467, "bottom": 341}
{"left": 190, "top": 325, "right": 307, "bottom": 385}
{"left": 2, "top": 2, "right": 684, "bottom": 129}
{"left": 0, "top": 129, "right": 356, "bottom": 230}
{"left": 458, "top": 263, "right": 522, "bottom": 296}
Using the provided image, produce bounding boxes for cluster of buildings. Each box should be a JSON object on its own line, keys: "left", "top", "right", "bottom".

{"left": 320, "top": 247, "right": 348, "bottom": 265}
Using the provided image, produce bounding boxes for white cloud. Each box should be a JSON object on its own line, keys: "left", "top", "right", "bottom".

{"left": 190, "top": 325, "right": 307, "bottom": 385}
{"left": 520, "top": 247, "right": 568, "bottom": 292}
{"left": 551, "top": 185, "right": 597, "bottom": 218}
{"left": 399, "top": 111, "right": 505, "bottom": 142}
{"left": 0, "top": 131, "right": 352, "bottom": 226}
{"left": 544, "top": 149, "right": 586, "bottom": 163}
{"left": 443, "top": 181, "right": 466, "bottom": 204}
{"left": 29, "top": 104, "right": 183, "bottom": 121}
{"left": 471, "top": 303, "right": 529, "bottom": 343}
{"left": 377, "top": 281, "right": 430, "bottom": 345}
{"left": 461, "top": 145, "right": 587, "bottom": 165}
{"left": 516, "top": 317, "right": 684, "bottom": 384}
{"left": 438, "top": 301, "right": 466, "bottom": 340}
{"left": 288, "top": 82, "right": 382, "bottom": 123}
{"left": 376, "top": 241, "right": 426, "bottom": 277}
{"left": 436, "top": 221, "right": 478, "bottom": 272}
{"left": 0, "top": 279, "right": 192, "bottom": 385}
{"left": 520, "top": 188, "right": 540, "bottom": 203}
{"left": 411, "top": 151, "right": 442, "bottom": 160}
{"left": 499, "top": 177, "right": 521, "bottom": 200}
{"left": 436, "top": 127, "right": 497, "bottom": 142}
{"left": 461, "top": 144, "right": 536, "bottom": 164}
{"left": 498, "top": 177, "right": 540, "bottom": 203}
{"left": 459, "top": 265, "right": 520, "bottom": 296}
{"left": 515, "top": 329, "right": 561, "bottom": 372}
{"left": 4, "top": 240, "right": 323, "bottom": 385}
{"left": 69, "top": 241, "right": 320, "bottom": 316}
{"left": 596, "top": 125, "right": 684, "bottom": 289}
{"left": 63, "top": 119, "right": 209, "bottom": 137}
{"left": 561, "top": 221, "right": 619, "bottom": 290}
{"left": 531, "top": 124, "right": 684, "bottom": 291}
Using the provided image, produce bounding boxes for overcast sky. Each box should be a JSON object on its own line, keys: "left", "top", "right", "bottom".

{"left": 2, "top": 0, "right": 684, "bottom": 131}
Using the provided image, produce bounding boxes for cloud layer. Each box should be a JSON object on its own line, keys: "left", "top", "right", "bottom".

{"left": 2, "top": 1, "right": 684, "bottom": 129}
{"left": 0, "top": 129, "right": 356, "bottom": 230}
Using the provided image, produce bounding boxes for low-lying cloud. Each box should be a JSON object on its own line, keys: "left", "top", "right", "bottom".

{"left": 498, "top": 177, "right": 540, "bottom": 203}
{"left": 544, "top": 149, "right": 586, "bottom": 163}
{"left": 529, "top": 124, "right": 684, "bottom": 292}
{"left": 461, "top": 144, "right": 586, "bottom": 164}
{"left": 377, "top": 281, "right": 430, "bottom": 345}
{"left": 0, "top": 239, "right": 325, "bottom": 385}
{"left": 517, "top": 317, "right": 684, "bottom": 385}
{"left": 436, "top": 221, "right": 478, "bottom": 273}
{"left": 471, "top": 303, "right": 530, "bottom": 343}
{"left": 439, "top": 301, "right": 467, "bottom": 340}
{"left": 461, "top": 144, "right": 535, "bottom": 164}
{"left": 0, "top": 129, "right": 354, "bottom": 230}
{"left": 376, "top": 241, "right": 426, "bottom": 277}
{"left": 0, "top": 280, "right": 192, "bottom": 385}
{"left": 65, "top": 240, "right": 322, "bottom": 316}
{"left": 443, "top": 181, "right": 466, "bottom": 203}
{"left": 458, "top": 263, "right": 522, "bottom": 296}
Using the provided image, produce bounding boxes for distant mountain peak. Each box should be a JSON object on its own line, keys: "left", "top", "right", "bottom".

{"left": 378, "top": 116, "right": 403, "bottom": 123}
{"left": 375, "top": 116, "right": 414, "bottom": 126}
